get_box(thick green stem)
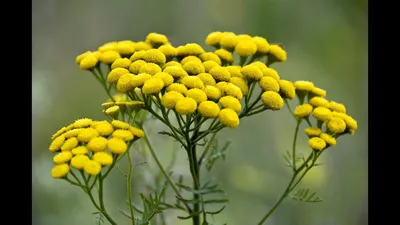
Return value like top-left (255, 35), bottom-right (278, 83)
top-left (126, 151), bottom-right (136, 225)
top-left (292, 119), bottom-right (302, 171)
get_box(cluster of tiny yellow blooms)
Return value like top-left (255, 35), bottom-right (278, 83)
top-left (291, 81), bottom-right (359, 151)
top-left (48, 118), bottom-right (145, 179)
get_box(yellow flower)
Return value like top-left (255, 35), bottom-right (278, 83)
top-left (112, 120), bottom-right (130, 129)
top-left (294, 81), bottom-right (314, 92)
top-left (163, 66), bottom-right (188, 78)
top-left (197, 73), bottom-right (216, 86)
top-left (181, 56), bottom-right (202, 65)
top-left (64, 129), bottom-right (81, 138)
top-left (308, 137), bottom-right (326, 151)
top-left (304, 128), bottom-right (322, 137)
top-left (328, 101), bottom-right (347, 113)
top-left (76, 51), bottom-right (92, 64)
top-left (108, 138), bottom-right (128, 154)
top-left (61, 137), bottom-right (79, 151)
top-left (99, 50), bottom-right (121, 65)
top-left (112, 129), bottom-right (134, 141)
top-left (182, 61), bottom-right (205, 75)
top-left (166, 83), bottom-right (188, 95)
top-left (205, 31), bottom-right (223, 47)
top-left (87, 136), bottom-right (108, 152)
top-left (98, 42), bottom-right (117, 52)
top-left (311, 87), bottom-right (327, 97)
top-left (230, 77), bottom-right (248, 96)
top-left (309, 97), bottom-right (329, 108)
top-left (259, 76), bottom-right (280, 92)
top-left (177, 43), bottom-right (205, 57)
top-left (219, 96), bottom-right (241, 113)
top-left (142, 49), bottom-right (167, 65)
top-left (175, 97), bottom-right (197, 115)
top-left (186, 88), bottom-right (208, 104)
top-left (219, 108), bottom-right (240, 128)
top-left (142, 78), bottom-right (164, 95)
top-left (116, 40), bottom-right (135, 56)
top-left (104, 106), bottom-right (120, 119)
top-left (73, 118), bottom-right (93, 128)
top-left (262, 68), bottom-right (280, 81)
top-left (278, 80), bottom-right (296, 100)
top-left (235, 40), bottom-right (257, 56)
top-left (237, 34), bottom-right (253, 41)
top-left (70, 155), bottom-right (90, 170)
top-left (250, 61), bottom-right (268, 70)
top-left (215, 81), bottom-right (228, 94)
top-left (214, 49), bottom-right (234, 64)
top-left (261, 91), bottom-right (284, 110)
top-left (94, 121), bottom-right (114, 136)
top-left (128, 60), bottom-right (146, 74)
top-left (320, 133), bottom-right (336, 146)
top-left (146, 32), bottom-right (169, 47)
top-left (49, 135), bottom-right (66, 152)
top-left (219, 32), bottom-right (238, 51)
top-left (161, 91), bottom-right (185, 109)
top-left (133, 41), bottom-right (152, 51)
top-left (163, 61), bottom-right (182, 69)
top-left (293, 104), bottom-right (313, 118)
top-left (153, 72), bottom-right (174, 87)
top-left (223, 83), bottom-right (243, 100)
top-left (139, 63), bottom-right (162, 75)
top-left (77, 128), bottom-right (99, 142)
top-left (93, 152), bottom-right (114, 166)
top-left (79, 53), bottom-right (99, 70)
top-left (204, 85), bottom-right (222, 101)
top-left (312, 107), bottom-right (332, 122)
top-left (199, 52), bottom-right (221, 65)
top-left (203, 60), bottom-right (220, 73)
top-left (53, 151), bottom-right (73, 164)
top-left (130, 50), bottom-right (146, 61)
top-left (71, 146), bottom-right (89, 155)
top-left (209, 66), bottom-right (231, 82)
top-left (51, 127), bottom-right (68, 140)
top-left (198, 101), bottom-right (220, 118)
top-left (343, 115), bottom-right (358, 131)
top-left (181, 76), bottom-right (205, 89)
top-left (158, 44), bottom-right (177, 59)
top-left (226, 66), bottom-right (243, 78)
top-left (268, 44), bottom-right (287, 62)
top-left (84, 160), bottom-right (102, 176)
top-left (128, 126), bottom-right (145, 138)
top-left (51, 164), bottom-right (70, 178)
top-left (131, 73), bottom-right (152, 88)
top-left (252, 36), bottom-right (270, 55)
top-left (241, 65), bottom-right (263, 81)
top-left (116, 73), bottom-right (135, 93)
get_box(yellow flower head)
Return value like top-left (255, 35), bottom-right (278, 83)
top-left (51, 127), bottom-right (68, 140)
top-left (181, 76), bottom-right (205, 89)
top-left (71, 146), bottom-right (89, 155)
top-left (87, 136), bottom-right (108, 152)
top-left (146, 32), bottom-right (169, 47)
top-left (219, 96), bottom-right (241, 113)
top-left (73, 118), bottom-right (93, 129)
top-left (230, 77), bottom-right (249, 96)
top-left (161, 91), bottom-right (184, 109)
top-left (112, 129), bottom-right (134, 141)
top-left (294, 81), bottom-right (315, 92)
top-left (278, 80), bottom-right (296, 100)
top-left (76, 51), bottom-right (92, 64)
top-left (214, 49), bottom-right (234, 64)
top-left (166, 83), bottom-right (188, 95)
top-left (311, 87), bottom-right (327, 97)
top-left (99, 50), bottom-right (121, 65)
top-left (94, 120), bottom-right (114, 136)
top-left (268, 44), bottom-right (287, 62)
top-left (111, 120), bottom-right (130, 130)
top-left (98, 42), bottom-right (118, 52)
top-left (158, 44), bottom-right (177, 60)
top-left (196, 74), bottom-right (215, 87)
top-left (70, 155), bottom-right (90, 170)
top-left (343, 115), bottom-right (358, 131)
top-left (181, 56), bottom-right (202, 65)
top-left (328, 101), bottom-right (347, 113)
top-left (209, 66), bottom-right (231, 82)
top-left (262, 68), bottom-right (280, 81)
top-left (49, 135), bottom-right (66, 152)
top-left (128, 60), bottom-right (146, 74)
top-left (199, 52), bottom-right (221, 65)
top-left (309, 97), bottom-right (330, 108)
top-left (64, 129), bottom-right (81, 138)
top-left (78, 128), bottom-right (99, 143)
top-left (293, 104), bottom-right (313, 118)
top-left (186, 88), bottom-right (208, 104)
top-left (116, 40), bottom-right (135, 56)
top-left (237, 34), bottom-right (253, 41)
top-left (142, 49), bottom-right (167, 65)
top-left (130, 50), bottom-right (146, 62)
top-left (139, 63), bottom-right (162, 75)
top-left (220, 32), bottom-right (238, 51)
top-left (203, 60), bottom-right (220, 73)
top-left (204, 85), bottom-right (222, 101)
top-left (51, 163), bottom-right (70, 178)
top-left (111, 58), bottom-right (131, 70)
top-left (226, 66), bottom-right (243, 78)
top-left (84, 160), bottom-right (102, 176)
top-left (241, 65), bottom-right (263, 81)
top-left (153, 72), bottom-right (174, 87)
top-left (108, 138), bottom-right (128, 154)
top-left (252, 36), bottom-right (270, 55)
top-left (183, 60), bottom-right (206, 75)
top-left (312, 107), bottom-right (332, 122)
top-left (163, 61), bottom-right (182, 69)
top-left (129, 126), bottom-right (145, 138)
top-left (53, 151), bottom-right (73, 164)
top-left (61, 137), bottom-right (79, 151)
top-left (215, 81), bottom-right (229, 95)
top-left (175, 97), bottom-right (197, 115)
top-left (250, 61), bottom-right (268, 71)
top-left (219, 108), bottom-right (240, 128)
top-left (93, 152), bottom-right (114, 166)
top-left (261, 91), bottom-right (284, 111)
top-left (308, 137), bottom-right (326, 151)
top-left (133, 41), bottom-right (152, 51)
top-left (235, 40), bottom-right (257, 57)
top-left (131, 73), bottom-right (152, 88)
top-left (320, 133), bottom-right (336, 146)
top-left (79, 53), bottom-right (99, 70)
top-left (223, 83), bottom-right (243, 100)
top-left (177, 43), bottom-right (205, 57)
top-left (198, 101), bottom-right (220, 118)
top-left (163, 66), bottom-right (188, 78)
top-left (259, 76), bottom-right (280, 92)
top-left (304, 127), bottom-right (322, 137)
top-left (205, 31), bottom-right (223, 47)
top-left (116, 73), bottom-right (135, 93)
top-left (142, 78), bottom-right (164, 95)
top-left (104, 106), bottom-right (120, 119)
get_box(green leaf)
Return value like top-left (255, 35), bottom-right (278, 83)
top-left (206, 140), bottom-right (231, 171)
top-left (290, 188), bottom-right (323, 203)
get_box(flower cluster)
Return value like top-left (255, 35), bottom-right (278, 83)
top-left (49, 118), bottom-right (144, 178)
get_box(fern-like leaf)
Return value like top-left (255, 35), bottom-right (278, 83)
top-left (290, 188), bottom-right (323, 203)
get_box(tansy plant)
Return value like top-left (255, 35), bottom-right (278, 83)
top-left (48, 31), bottom-right (358, 225)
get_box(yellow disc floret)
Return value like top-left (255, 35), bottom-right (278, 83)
top-left (304, 127), bottom-right (322, 137)
top-left (84, 160), bottom-right (102, 176)
top-left (278, 80), bottom-right (296, 100)
top-left (175, 97), bottom-right (197, 115)
top-left (92, 152), bottom-right (114, 166)
top-left (312, 107), bottom-right (332, 122)
top-left (241, 65), bottom-right (263, 81)
top-left (219, 108), bottom-right (240, 128)
top-left (142, 78), bottom-right (164, 95)
top-left (70, 155), bottom-right (90, 170)
top-left (293, 104), bottom-right (313, 118)
top-left (186, 88), bottom-right (208, 104)
top-left (198, 101), bottom-right (220, 118)
top-left (235, 40), bottom-right (257, 56)
top-left (309, 97), bottom-right (330, 108)
top-left (261, 91), bottom-right (284, 110)
top-left (320, 133), bottom-right (336, 146)
top-left (87, 136), bottom-right (108, 152)
top-left (308, 137), bottom-right (326, 151)
top-left (53, 151), bottom-right (73, 164)
top-left (112, 129), bottom-right (134, 141)
top-left (107, 138), bottom-right (128, 154)
top-left (219, 96), bottom-right (241, 113)
top-left (51, 164), bottom-right (70, 178)
top-left (259, 76), bottom-right (280, 92)
top-left (61, 137), bottom-right (79, 151)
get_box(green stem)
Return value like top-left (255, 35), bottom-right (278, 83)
top-left (126, 150), bottom-right (136, 225)
top-left (292, 119), bottom-right (302, 171)
top-left (198, 132), bottom-right (217, 166)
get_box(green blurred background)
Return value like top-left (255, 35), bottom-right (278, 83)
top-left (32, 0), bottom-right (368, 224)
